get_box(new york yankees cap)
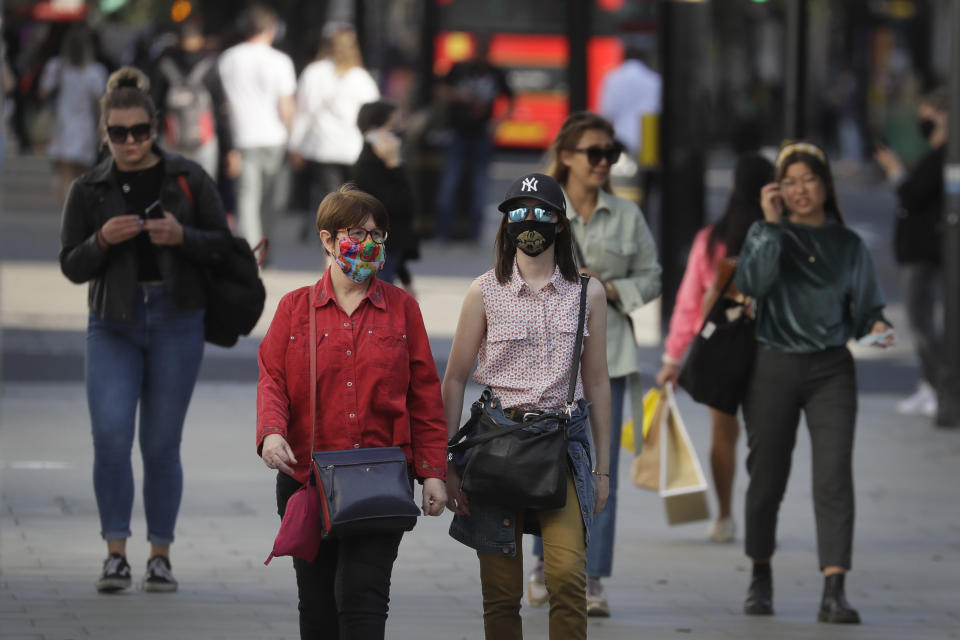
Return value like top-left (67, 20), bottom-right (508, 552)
top-left (497, 172), bottom-right (566, 214)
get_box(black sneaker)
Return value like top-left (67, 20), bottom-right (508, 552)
top-left (143, 555), bottom-right (178, 593)
top-left (96, 553), bottom-right (132, 593)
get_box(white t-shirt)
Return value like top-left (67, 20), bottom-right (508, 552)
top-left (218, 42), bottom-right (297, 149)
top-left (288, 59), bottom-right (380, 165)
top-left (599, 60), bottom-right (662, 157)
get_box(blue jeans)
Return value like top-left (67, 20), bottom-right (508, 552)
top-left (86, 284), bottom-right (204, 544)
top-left (434, 133), bottom-right (493, 242)
top-left (533, 376), bottom-right (627, 578)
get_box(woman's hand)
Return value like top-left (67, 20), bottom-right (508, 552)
top-left (593, 474), bottom-right (609, 514)
top-left (421, 477), bottom-right (447, 516)
top-left (866, 321), bottom-right (895, 348)
top-left (874, 145), bottom-right (904, 180)
top-left (261, 433), bottom-right (297, 475)
top-left (144, 212), bottom-right (184, 246)
top-left (369, 128), bottom-right (402, 168)
top-left (98, 215), bottom-right (143, 248)
top-left (656, 362), bottom-right (680, 388)
top-left (445, 463), bottom-right (471, 516)
top-left (760, 182), bottom-right (784, 224)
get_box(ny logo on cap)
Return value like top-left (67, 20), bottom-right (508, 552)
top-left (521, 177), bottom-right (539, 192)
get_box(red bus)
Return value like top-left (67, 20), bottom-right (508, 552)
top-left (433, 0), bottom-right (657, 148)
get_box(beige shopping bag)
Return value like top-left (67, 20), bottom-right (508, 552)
top-left (659, 385), bottom-right (710, 525)
top-left (631, 388), bottom-right (666, 491)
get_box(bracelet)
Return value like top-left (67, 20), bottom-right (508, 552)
top-left (592, 471), bottom-right (610, 478)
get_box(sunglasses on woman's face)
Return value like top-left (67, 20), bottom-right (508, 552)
top-left (507, 205), bottom-right (556, 223)
top-left (106, 123), bottom-right (152, 144)
top-left (570, 144), bottom-right (622, 167)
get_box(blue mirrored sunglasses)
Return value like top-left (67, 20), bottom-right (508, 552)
top-left (507, 205), bottom-right (555, 223)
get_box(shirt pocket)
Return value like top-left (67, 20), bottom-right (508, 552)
top-left (368, 325), bottom-right (410, 370)
top-left (604, 240), bottom-right (638, 277)
top-left (487, 322), bottom-right (528, 343)
top-left (553, 311), bottom-right (589, 339)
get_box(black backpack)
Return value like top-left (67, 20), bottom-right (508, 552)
top-left (159, 56), bottom-right (216, 150)
top-left (176, 175), bottom-right (266, 347)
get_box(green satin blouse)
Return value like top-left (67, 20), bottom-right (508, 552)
top-left (735, 219), bottom-right (887, 353)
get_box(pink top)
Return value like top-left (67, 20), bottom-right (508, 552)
top-left (473, 264), bottom-right (589, 410)
top-left (663, 227), bottom-right (726, 363)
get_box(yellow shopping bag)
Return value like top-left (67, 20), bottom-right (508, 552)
top-left (621, 387), bottom-right (662, 453)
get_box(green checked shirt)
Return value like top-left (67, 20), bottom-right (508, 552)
top-left (564, 188), bottom-right (662, 377)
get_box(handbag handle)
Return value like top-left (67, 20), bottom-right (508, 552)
top-left (566, 274), bottom-right (590, 407)
top-left (702, 267), bottom-right (738, 324)
top-left (308, 285), bottom-right (317, 482)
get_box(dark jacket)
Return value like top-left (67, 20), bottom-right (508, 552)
top-left (59, 148), bottom-right (232, 323)
top-left (895, 144), bottom-right (944, 265)
top-left (352, 143), bottom-right (419, 259)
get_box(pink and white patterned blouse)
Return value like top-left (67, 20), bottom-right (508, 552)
top-left (473, 263), bottom-right (590, 411)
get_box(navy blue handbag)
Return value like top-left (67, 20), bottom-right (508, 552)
top-left (312, 447), bottom-right (420, 539)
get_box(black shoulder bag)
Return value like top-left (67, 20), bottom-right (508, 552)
top-left (176, 175), bottom-right (267, 347)
top-left (677, 269), bottom-right (757, 416)
top-left (447, 274), bottom-right (590, 510)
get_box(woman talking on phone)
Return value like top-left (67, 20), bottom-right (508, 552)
top-left (59, 67), bottom-right (231, 593)
top-left (735, 142), bottom-right (892, 624)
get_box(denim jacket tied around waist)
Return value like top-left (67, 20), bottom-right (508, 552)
top-left (448, 396), bottom-right (595, 557)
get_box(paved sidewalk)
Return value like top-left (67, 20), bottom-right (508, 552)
top-left (2, 381), bottom-right (958, 640)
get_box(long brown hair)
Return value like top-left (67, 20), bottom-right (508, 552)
top-left (547, 111), bottom-right (615, 193)
top-left (775, 143), bottom-right (845, 224)
top-left (493, 210), bottom-right (579, 285)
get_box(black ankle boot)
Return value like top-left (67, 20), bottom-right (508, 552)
top-left (818, 574), bottom-right (861, 624)
top-left (744, 563), bottom-right (774, 615)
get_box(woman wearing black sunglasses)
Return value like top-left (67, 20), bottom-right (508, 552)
top-left (525, 111), bottom-right (661, 616)
top-left (59, 66), bottom-right (231, 594)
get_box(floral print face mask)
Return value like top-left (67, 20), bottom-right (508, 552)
top-left (335, 235), bottom-right (385, 283)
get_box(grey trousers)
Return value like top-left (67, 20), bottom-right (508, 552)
top-left (236, 145), bottom-right (287, 244)
top-left (899, 262), bottom-right (941, 387)
top-left (743, 346), bottom-right (857, 570)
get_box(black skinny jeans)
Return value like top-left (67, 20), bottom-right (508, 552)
top-left (742, 346), bottom-right (857, 570)
top-left (276, 472), bottom-right (404, 640)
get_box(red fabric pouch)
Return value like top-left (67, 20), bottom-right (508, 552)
top-left (264, 482), bottom-right (322, 565)
top-left (264, 284), bottom-right (323, 566)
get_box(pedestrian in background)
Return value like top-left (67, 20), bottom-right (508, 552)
top-left (218, 3), bottom-right (296, 244)
top-left (289, 22), bottom-right (379, 242)
top-left (599, 35), bottom-right (661, 159)
top-left (874, 86), bottom-right (948, 419)
top-left (151, 17), bottom-right (239, 182)
top-left (38, 23), bottom-right (107, 204)
top-left (736, 142), bottom-right (893, 624)
top-left (433, 35), bottom-right (514, 243)
top-left (353, 99), bottom-right (420, 291)
top-left (443, 172), bottom-right (611, 640)
top-left (657, 153), bottom-right (774, 543)
top-left (257, 185), bottom-right (447, 639)
top-left (59, 66), bottom-right (231, 593)
top-left (527, 111), bottom-right (661, 616)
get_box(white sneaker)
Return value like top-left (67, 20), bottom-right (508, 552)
top-left (586, 577), bottom-right (610, 617)
top-left (707, 517), bottom-right (736, 543)
top-left (897, 382), bottom-right (937, 416)
top-left (526, 561), bottom-right (549, 607)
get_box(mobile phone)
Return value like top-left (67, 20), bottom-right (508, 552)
top-left (143, 200), bottom-right (164, 220)
top-left (857, 329), bottom-right (894, 346)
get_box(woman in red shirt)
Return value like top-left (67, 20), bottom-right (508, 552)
top-left (256, 185), bottom-right (448, 639)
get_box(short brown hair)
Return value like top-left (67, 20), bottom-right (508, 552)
top-left (315, 184), bottom-right (389, 249)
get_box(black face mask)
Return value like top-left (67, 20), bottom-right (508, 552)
top-left (918, 118), bottom-right (936, 141)
top-left (506, 220), bottom-right (557, 257)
